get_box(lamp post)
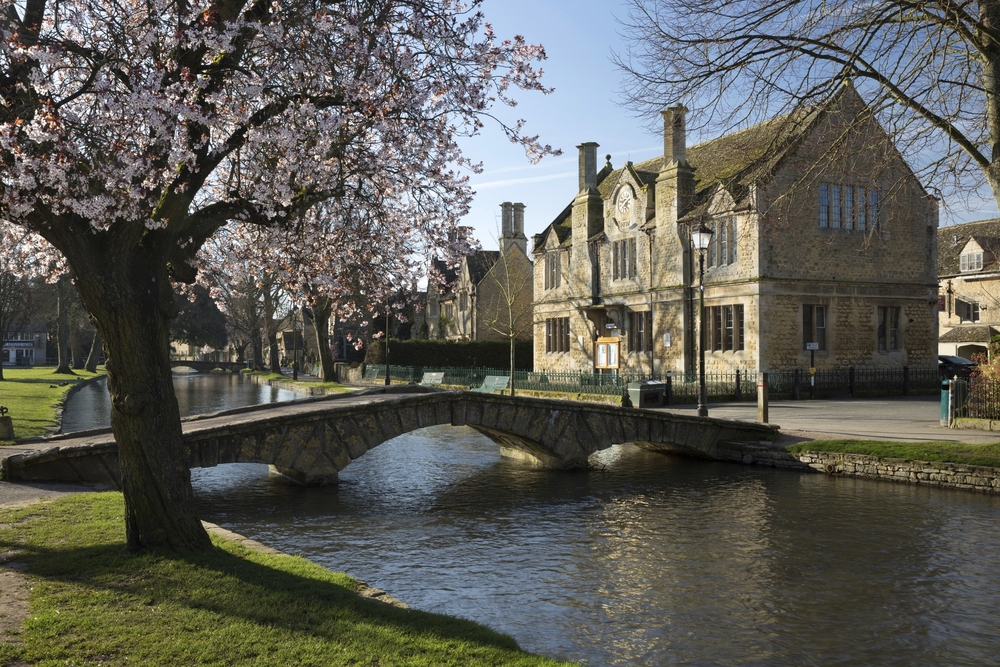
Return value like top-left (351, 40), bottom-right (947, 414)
top-left (691, 220), bottom-right (714, 417)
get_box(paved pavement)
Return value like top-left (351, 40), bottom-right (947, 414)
top-left (663, 395), bottom-right (1000, 444)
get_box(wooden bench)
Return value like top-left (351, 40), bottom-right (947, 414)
top-left (472, 375), bottom-right (509, 393)
top-left (420, 372), bottom-right (445, 387)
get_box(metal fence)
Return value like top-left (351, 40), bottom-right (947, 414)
top-left (366, 364), bottom-right (940, 403)
top-left (958, 378), bottom-right (1000, 420)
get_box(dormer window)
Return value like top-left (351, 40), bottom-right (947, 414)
top-left (960, 251), bottom-right (983, 272)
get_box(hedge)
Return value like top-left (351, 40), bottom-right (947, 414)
top-left (365, 339), bottom-right (533, 369)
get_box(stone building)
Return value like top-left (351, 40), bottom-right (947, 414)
top-left (427, 203), bottom-right (534, 342)
top-left (938, 218), bottom-right (1000, 360)
top-left (1, 323), bottom-right (46, 367)
top-left (532, 85), bottom-right (939, 376)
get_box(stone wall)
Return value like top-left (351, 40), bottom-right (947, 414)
top-left (794, 450), bottom-right (1000, 493)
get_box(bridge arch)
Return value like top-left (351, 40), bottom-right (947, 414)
top-left (182, 392), bottom-right (778, 485)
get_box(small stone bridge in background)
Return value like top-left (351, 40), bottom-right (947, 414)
top-left (2, 388), bottom-right (782, 488)
top-left (170, 359), bottom-right (245, 373)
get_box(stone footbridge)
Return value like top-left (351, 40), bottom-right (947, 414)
top-left (2, 388), bottom-right (781, 488)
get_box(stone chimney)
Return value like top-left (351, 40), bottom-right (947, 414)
top-left (500, 202), bottom-right (527, 256)
top-left (662, 104), bottom-right (688, 166)
top-left (513, 203), bottom-right (525, 235)
top-left (501, 202), bottom-right (514, 237)
top-left (577, 142), bottom-right (600, 193)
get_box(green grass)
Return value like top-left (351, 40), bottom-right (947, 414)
top-left (0, 366), bottom-right (104, 442)
top-left (786, 439), bottom-right (1000, 468)
top-left (242, 369), bottom-right (353, 393)
top-left (0, 493), bottom-right (574, 666)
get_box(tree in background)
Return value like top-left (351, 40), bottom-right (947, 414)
top-left (617, 0), bottom-right (1000, 209)
top-left (0, 270), bottom-right (32, 380)
top-left (171, 285), bottom-right (228, 355)
top-left (479, 240), bottom-right (534, 397)
top-left (0, 0), bottom-right (555, 553)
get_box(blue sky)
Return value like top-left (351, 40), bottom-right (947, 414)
top-left (458, 0), bottom-right (997, 252)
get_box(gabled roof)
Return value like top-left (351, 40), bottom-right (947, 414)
top-left (429, 256), bottom-right (459, 287)
top-left (938, 219), bottom-right (1000, 276)
top-left (939, 325), bottom-right (999, 343)
top-left (464, 250), bottom-right (501, 284)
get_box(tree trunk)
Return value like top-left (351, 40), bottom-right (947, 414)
top-left (73, 259), bottom-right (211, 554)
top-left (72, 338), bottom-right (85, 369)
top-left (268, 332), bottom-right (281, 373)
top-left (85, 330), bottom-right (102, 373)
top-left (312, 297), bottom-right (336, 381)
top-left (54, 277), bottom-right (74, 375)
top-left (253, 335), bottom-right (264, 370)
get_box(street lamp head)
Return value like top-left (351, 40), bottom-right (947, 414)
top-left (691, 219), bottom-right (714, 251)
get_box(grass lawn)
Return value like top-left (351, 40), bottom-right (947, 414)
top-left (0, 493), bottom-right (571, 667)
top-left (242, 369), bottom-right (353, 393)
top-left (786, 439), bottom-right (1000, 468)
top-left (0, 366), bottom-right (104, 442)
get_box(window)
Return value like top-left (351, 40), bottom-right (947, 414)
top-left (803, 305), bottom-right (827, 351)
top-left (868, 189), bottom-right (880, 231)
top-left (705, 305), bottom-right (744, 352)
top-left (729, 218), bottom-right (738, 264)
top-left (544, 252), bottom-right (562, 289)
top-left (819, 183), bottom-right (879, 231)
top-left (877, 306), bottom-right (901, 352)
top-left (628, 311), bottom-right (653, 353)
top-left (444, 304), bottom-right (453, 320)
top-left (819, 184), bottom-right (829, 228)
top-left (612, 238), bottom-right (637, 280)
top-left (545, 317), bottom-right (570, 353)
top-left (844, 186), bottom-right (854, 229)
top-left (960, 251), bottom-right (984, 272)
top-left (957, 299), bottom-right (981, 323)
top-left (831, 185), bottom-right (842, 228)
top-left (708, 218), bottom-right (737, 267)
top-left (458, 291), bottom-right (467, 312)
top-left (856, 187), bottom-right (866, 231)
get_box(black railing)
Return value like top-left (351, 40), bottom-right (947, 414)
top-left (363, 365), bottom-right (939, 402)
top-left (958, 378), bottom-right (1000, 420)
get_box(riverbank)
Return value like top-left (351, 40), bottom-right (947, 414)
top-left (0, 367), bottom-right (105, 443)
top-left (243, 369), bottom-right (354, 396)
top-left (0, 492), bottom-right (572, 666)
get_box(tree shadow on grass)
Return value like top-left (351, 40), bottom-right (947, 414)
top-left (0, 521), bottom-right (563, 665)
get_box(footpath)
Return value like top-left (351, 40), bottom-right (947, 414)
top-left (663, 395), bottom-right (998, 445)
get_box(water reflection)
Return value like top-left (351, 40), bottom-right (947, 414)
top-left (61, 372), bottom-right (298, 433)
top-left (192, 425), bottom-right (1000, 666)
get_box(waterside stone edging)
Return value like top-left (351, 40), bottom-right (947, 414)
top-left (794, 451), bottom-right (1000, 493)
top-left (200, 521), bottom-right (409, 609)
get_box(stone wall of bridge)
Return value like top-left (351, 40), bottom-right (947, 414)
top-left (2, 389), bottom-right (780, 487)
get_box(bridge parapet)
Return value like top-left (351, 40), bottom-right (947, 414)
top-left (2, 389), bottom-right (780, 487)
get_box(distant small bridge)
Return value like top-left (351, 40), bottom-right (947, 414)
top-left (2, 388), bottom-right (783, 488)
top-left (170, 359), bottom-right (245, 373)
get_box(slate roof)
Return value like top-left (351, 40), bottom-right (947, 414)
top-left (465, 250), bottom-right (501, 284)
top-left (938, 218), bottom-right (1000, 276)
top-left (939, 325), bottom-right (1000, 343)
top-left (536, 92), bottom-right (832, 247)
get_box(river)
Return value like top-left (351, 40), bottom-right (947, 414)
top-left (63, 374), bottom-right (1000, 666)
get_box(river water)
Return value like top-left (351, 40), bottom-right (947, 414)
top-left (63, 375), bottom-right (1000, 666)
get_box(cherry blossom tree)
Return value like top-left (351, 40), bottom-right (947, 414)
top-left (0, 0), bottom-right (556, 552)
